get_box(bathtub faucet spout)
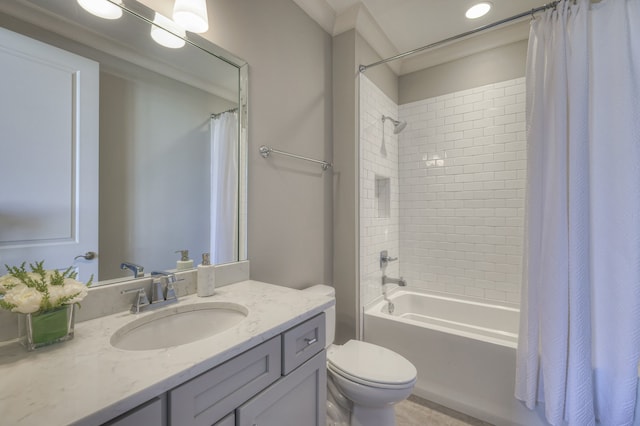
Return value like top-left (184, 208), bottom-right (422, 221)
top-left (382, 275), bottom-right (406, 286)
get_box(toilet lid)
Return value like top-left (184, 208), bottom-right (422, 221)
top-left (327, 340), bottom-right (417, 387)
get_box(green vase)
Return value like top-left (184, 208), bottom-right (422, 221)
top-left (19, 305), bottom-right (75, 351)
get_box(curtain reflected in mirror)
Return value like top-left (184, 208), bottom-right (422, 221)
top-left (210, 110), bottom-right (239, 265)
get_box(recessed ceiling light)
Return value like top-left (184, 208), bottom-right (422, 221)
top-left (466, 2), bottom-right (492, 19)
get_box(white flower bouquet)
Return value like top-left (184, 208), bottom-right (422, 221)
top-left (0, 261), bottom-right (92, 314)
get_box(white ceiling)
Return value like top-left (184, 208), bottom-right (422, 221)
top-left (293, 0), bottom-right (550, 74)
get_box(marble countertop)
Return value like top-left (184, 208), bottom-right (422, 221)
top-left (0, 280), bottom-right (334, 426)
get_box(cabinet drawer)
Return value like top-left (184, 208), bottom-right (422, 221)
top-left (169, 336), bottom-right (282, 426)
top-left (282, 313), bottom-right (325, 375)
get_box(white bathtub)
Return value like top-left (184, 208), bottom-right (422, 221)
top-left (363, 288), bottom-right (547, 426)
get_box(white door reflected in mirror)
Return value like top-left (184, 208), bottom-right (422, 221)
top-left (0, 27), bottom-right (99, 282)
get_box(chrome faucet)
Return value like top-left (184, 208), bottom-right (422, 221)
top-left (381, 274), bottom-right (405, 314)
top-left (383, 288), bottom-right (395, 315)
top-left (150, 271), bottom-right (179, 302)
top-left (382, 274), bottom-right (406, 287)
top-left (120, 261), bottom-right (144, 278)
top-left (121, 272), bottom-right (182, 314)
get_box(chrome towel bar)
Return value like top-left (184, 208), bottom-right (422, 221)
top-left (259, 145), bottom-right (332, 171)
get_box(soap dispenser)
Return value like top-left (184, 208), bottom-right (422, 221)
top-left (197, 253), bottom-right (215, 297)
top-left (175, 249), bottom-right (194, 271)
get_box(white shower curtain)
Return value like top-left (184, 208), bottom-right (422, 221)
top-left (210, 111), bottom-right (238, 264)
top-left (515, 1), bottom-right (640, 425)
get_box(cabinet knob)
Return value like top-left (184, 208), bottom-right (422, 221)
top-left (305, 337), bottom-right (318, 346)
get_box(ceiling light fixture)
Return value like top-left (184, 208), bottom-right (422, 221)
top-left (173, 0), bottom-right (209, 33)
top-left (150, 13), bottom-right (186, 49)
top-left (465, 2), bottom-right (492, 19)
top-left (77, 0), bottom-right (123, 20)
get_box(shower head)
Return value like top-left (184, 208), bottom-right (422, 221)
top-left (382, 115), bottom-right (407, 134)
top-left (393, 120), bottom-right (407, 134)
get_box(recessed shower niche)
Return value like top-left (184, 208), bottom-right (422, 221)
top-left (375, 175), bottom-right (390, 218)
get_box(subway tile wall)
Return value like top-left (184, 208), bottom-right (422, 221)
top-left (398, 77), bottom-right (526, 303)
top-left (359, 74), bottom-right (400, 308)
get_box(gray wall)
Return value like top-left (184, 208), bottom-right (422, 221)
top-left (332, 29), bottom-right (358, 344)
top-left (399, 40), bottom-right (527, 104)
top-left (331, 29), bottom-right (398, 343)
top-left (200, 0), bottom-right (333, 288)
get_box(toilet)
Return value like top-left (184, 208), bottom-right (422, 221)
top-left (303, 285), bottom-right (417, 426)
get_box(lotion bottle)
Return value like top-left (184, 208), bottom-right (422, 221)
top-left (175, 249), bottom-right (194, 270)
top-left (197, 253), bottom-right (216, 297)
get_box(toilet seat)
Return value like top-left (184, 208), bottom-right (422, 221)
top-left (327, 340), bottom-right (417, 389)
top-left (328, 363), bottom-right (416, 390)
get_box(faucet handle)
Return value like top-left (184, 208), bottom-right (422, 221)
top-left (121, 287), bottom-right (150, 313)
top-left (380, 250), bottom-right (399, 268)
top-left (165, 276), bottom-right (185, 301)
top-left (150, 271), bottom-right (180, 299)
top-left (150, 278), bottom-right (164, 304)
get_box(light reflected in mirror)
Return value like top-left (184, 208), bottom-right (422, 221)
top-left (0, 0), bottom-right (247, 285)
top-left (78, 0), bottom-right (124, 20)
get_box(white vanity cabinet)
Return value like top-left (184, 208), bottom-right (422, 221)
top-left (106, 313), bottom-right (327, 426)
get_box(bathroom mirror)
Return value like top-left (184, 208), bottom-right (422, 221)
top-left (0, 0), bottom-right (248, 284)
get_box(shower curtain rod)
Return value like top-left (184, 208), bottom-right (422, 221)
top-left (211, 107), bottom-right (238, 119)
top-left (359, 1), bottom-right (559, 72)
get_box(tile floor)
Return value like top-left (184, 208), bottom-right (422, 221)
top-left (395, 395), bottom-right (494, 426)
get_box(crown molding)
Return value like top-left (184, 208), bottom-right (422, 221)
top-left (293, 0), bottom-right (400, 74)
top-left (351, 3), bottom-right (400, 74)
top-left (291, 0), bottom-right (336, 35)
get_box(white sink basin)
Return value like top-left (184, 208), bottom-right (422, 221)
top-left (110, 302), bottom-right (248, 351)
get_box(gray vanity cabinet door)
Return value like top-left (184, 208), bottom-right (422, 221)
top-left (169, 336), bottom-right (282, 426)
top-left (236, 350), bottom-right (327, 426)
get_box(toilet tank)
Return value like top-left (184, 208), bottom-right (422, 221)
top-left (302, 285), bottom-right (335, 348)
